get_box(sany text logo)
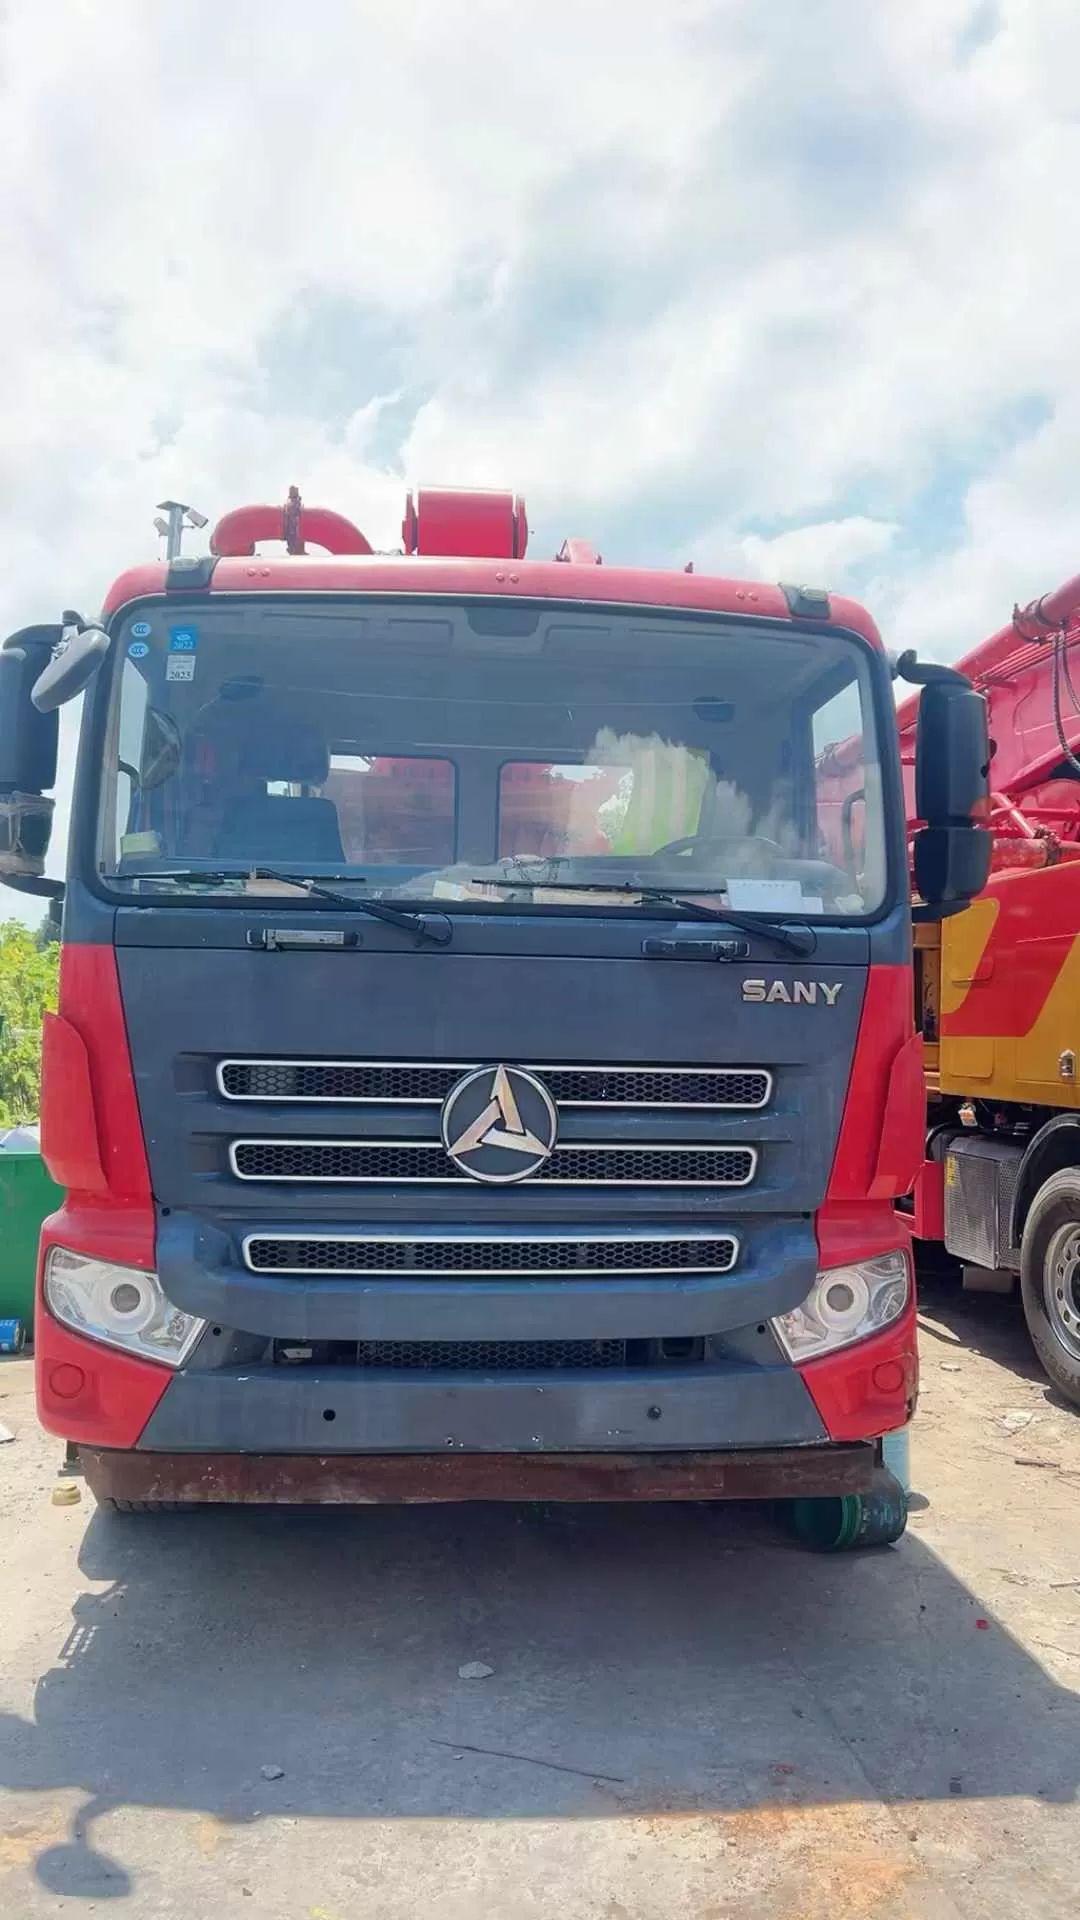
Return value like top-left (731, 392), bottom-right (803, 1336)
top-left (741, 980), bottom-right (843, 1006)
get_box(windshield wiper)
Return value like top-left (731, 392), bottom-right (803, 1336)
top-left (475, 878), bottom-right (816, 955)
top-left (635, 889), bottom-right (817, 956)
top-left (118, 868), bottom-right (453, 948)
top-left (658, 900), bottom-right (817, 957)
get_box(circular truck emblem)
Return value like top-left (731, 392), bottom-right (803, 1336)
top-left (441, 1064), bottom-right (557, 1185)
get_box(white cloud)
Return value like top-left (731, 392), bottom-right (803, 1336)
top-left (882, 403), bottom-right (1080, 660)
top-left (727, 517), bottom-right (899, 587)
top-left (3, 0), bottom-right (1080, 922)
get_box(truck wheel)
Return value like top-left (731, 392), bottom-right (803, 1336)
top-left (104, 1500), bottom-right (191, 1512)
top-left (1019, 1168), bottom-right (1080, 1409)
top-left (789, 1468), bottom-right (908, 1552)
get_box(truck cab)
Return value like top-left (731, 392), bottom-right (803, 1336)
top-left (0, 486), bottom-right (989, 1535)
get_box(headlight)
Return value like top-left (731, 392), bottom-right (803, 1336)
top-left (771, 1250), bottom-right (910, 1362)
top-left (44, 1248), bottom-right (206, 1368)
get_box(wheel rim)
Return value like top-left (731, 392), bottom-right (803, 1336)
top-left (1044, 1223), bottom-right (1080, 1362)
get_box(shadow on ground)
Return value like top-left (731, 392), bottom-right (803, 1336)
top-left (916, 1254), bottom-right (1077, 1407)
top-left (1, 1487), bottom-right (1077, 1898)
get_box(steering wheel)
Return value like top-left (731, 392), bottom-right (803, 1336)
top-left (649, 833), bottom-right (785, 861)
top-left (649, 833), bottom-right (856, 902)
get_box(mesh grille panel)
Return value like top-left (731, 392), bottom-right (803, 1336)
top-left (224, 1062), bottom-right (455, 1102)
top-left (355, 1338), bottom-right (626, 1371)
top-left (244, 1234), bottom-right (739, 1274)
top-left (219, 1060), bottom-right (770, 1109)
top-left (231, 1140), bottom-right (757, 1186)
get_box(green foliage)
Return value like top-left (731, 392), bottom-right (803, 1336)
top-left (0, 921), bottom-right (59, 1125)
top-left (35, 901), bottom-right (62, 949)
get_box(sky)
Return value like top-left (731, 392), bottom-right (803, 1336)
top-left (2, 0), bottom-right (1080, 919)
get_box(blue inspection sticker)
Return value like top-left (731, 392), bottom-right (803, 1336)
top-left (127, 641), bottom-right (150, 660)
top-left (169, 626), bottom-right (198, 653)
top-left (130, 620), bottom-right (152, 639)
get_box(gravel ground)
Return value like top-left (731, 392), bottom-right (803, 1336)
top-left (1, 1270), bottom-right (1079, 1919)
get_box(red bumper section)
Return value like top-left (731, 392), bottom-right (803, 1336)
top-left (36, 1306), bottom-right (169, 1449)
top-left (799, 1299), bottom-right (917, 1442)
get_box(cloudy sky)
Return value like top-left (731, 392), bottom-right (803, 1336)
top-left (2, 0), bottom-right (1078, 914)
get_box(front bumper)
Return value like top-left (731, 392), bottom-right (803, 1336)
top-left (79, 1440), bottom-right (878, 1506)
top-left (136, 1356), bottom-right (829, 1454)
top-left (36, 1296), bottom-right (918, 1470)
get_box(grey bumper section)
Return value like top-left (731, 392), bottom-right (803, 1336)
top-left (156, 1213), bottom-right (819, 1342)
top-left (138, 1362), bottom-right (828, 1454)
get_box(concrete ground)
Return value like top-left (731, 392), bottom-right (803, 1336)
top-left (1, 1273), bottom-right (1079, 1919)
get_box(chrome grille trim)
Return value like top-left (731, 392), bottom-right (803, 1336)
top-left (228, 1139), bottom-right (758, 1187)
top-left (217, 1058), bottom-right (772, 1111)
top-left (242, 1229), bottom-right (741, 1276)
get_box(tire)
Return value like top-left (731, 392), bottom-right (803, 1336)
top-left (101, 1499), bottom-right (192, 1513)
top-left (1019, 1167), bottom-right (1080, 1409)
top-left (788, 1468), bottom-right (908, 1552)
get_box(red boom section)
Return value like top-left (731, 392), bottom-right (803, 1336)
top-left (36, 946), bottom-right (166, 1443)
top-left (896, 572), bottom-right (1080, 836)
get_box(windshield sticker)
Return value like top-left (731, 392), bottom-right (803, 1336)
top-left (166, 654), bottom-right (196, 683)
top-left (130, 621), bottom-right (152, 639)
top-left (727, 879), bottom-right (817, 914)
top-left (120, 831), bottom-right (161, 857)
top-left (168, 626), bottom-right (198, 653)
top-left (127, 641), bottom-right (150, 660)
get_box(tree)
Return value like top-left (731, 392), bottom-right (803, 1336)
top-left (0, 922), bottom-right (59, 1126)
top-left (35, 900), bottom-right (62, 949)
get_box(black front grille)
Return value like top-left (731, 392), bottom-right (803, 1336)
top-left (230, 1140), bottom-right (757, 1186)
top-left (219, 1059), bottom-right (770, 1109)
top-left (223, 1061), bottom-right (457, 1103)
top-left (243, 1233), bottom-right (739, 1275)
top-left (544, 1067), bottom-right (768, 1107)
top-left (330, 1338), bottom-right (628, 1371)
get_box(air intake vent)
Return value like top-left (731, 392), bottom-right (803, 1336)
top-left (243, 1232), bottom-right (740, 1275)
top-left (284, 1338), bottom-right (630, 1372)
top-left (230, 1140), bottom-right (757, 1187)
top-left (218, 1059), bottom-right (771, 1110)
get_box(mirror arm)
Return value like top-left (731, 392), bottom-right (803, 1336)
top-left (2, 873), bottom-right (64, 900)
top-left (911, 898), bottom-right (973, 925)
top-left (893, 650), bottom-right (972, 690)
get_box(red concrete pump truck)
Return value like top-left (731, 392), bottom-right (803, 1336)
top-left (0, 486), bottom-right (990, 1547)
top-left (897, 573), bottom-right (1080, 1406)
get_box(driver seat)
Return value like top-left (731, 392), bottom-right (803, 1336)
top-left (214, 724), bottom-right (345, 866)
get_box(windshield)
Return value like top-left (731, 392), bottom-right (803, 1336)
top-left (99, 598), bottom-right (890, 918)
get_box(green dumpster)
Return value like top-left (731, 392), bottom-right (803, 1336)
top-left (0, 1125), bottom-right (64, 1332)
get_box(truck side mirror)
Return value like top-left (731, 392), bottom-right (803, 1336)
top-left (0, 628), bottom-right (62, 887)
top-left (915, 676), bottom-right (989, 823)
top-left (909, 671), bottom-right (992, 916)
top-left (31, 618), bottom-right (110, 713)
